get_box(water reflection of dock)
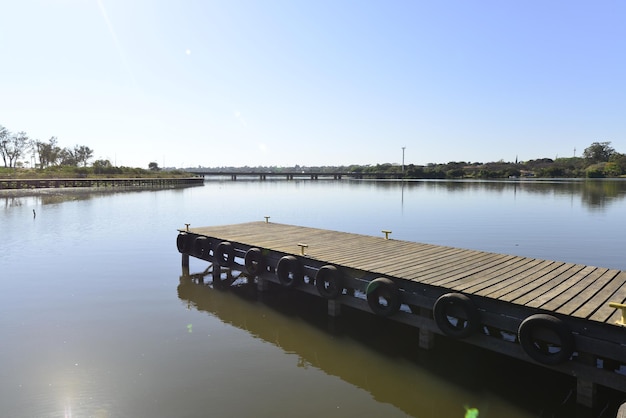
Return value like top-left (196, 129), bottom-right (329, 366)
top-left (177, 278), bottom-right (483, 417)
top-left (176, 221), bottom-right (626, 408)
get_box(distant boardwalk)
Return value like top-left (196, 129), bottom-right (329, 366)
top-left (190, 170), bottom-right (401, 180)
top-left (177, 221), bottom-right (626, 407)
top-left (0, 177), bottom-right (204, 190)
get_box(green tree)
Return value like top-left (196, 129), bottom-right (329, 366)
top-left (93, 159), bottom-right (113, 174)
top-left (73, 145), bottom-right (93, 167)
top-left (609, 153), bottom-right (626, 175)
top-left (34, 137), bottom-right (61, 168)
top-left (583, 141), bottom-right (615, 164)
top-left (148, 161), bottom-right (161, 171)
top-left (58, 147), bottom-right (77, 166)
top-left (0, 130), bottom-right (29, 168)
top-left (585, 163), bottom-right (606, 178)
top-left (0, 125), bottom-right (9, 167)
top-left (604, 162), bottom-right (621, 177)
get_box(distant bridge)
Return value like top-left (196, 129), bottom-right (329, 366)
top-left (188, 171), bottom-right (404, 181)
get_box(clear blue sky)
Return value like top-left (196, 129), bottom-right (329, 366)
top-left (1, 0), bottom-right (624, 169)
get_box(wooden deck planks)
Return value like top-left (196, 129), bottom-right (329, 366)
top-left (457, 258), bottom-right (547, 294)
top-left (525, 265), bottom-right (599, 310)
top-left (335, 242), bottom-right (437, 269)
top-left (367, 247), bottom-right (466, 275)
top-left (512, 264), bottom-right (589, 306)
top-left (188, 222), bottom-right (626, 327)
top-left (591, 271), bottom-right (626, 324)
top-left (478, 261), bottom-right (563, 299)
top-left (423, 254), bottom-right (521, 287)
top-left (440, 256), bottom-right (539, 291)
top-left (378, 249), bottom-right (494, 279)
top-left (571, 270), bottom-right (626, 320)
top-left (496, 263), bottom-right (578, 303)
top-left (539, 267), bottom-right (609, 313)
top-left (557, 269), bottom-right (620, 317)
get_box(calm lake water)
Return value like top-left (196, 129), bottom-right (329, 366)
top-left (2, 179), bottom-right (626, 418)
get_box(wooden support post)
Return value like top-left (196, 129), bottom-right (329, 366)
top-left (418, 307), bottom-right (435, 349)
top-left (182, 253), bottom-right (189, 269)
top-left (419, 328), bottom-right (435, 350)
top-left (576, 353), bottom-right (597, 407)
top-left (328, 299), bottom-right (341, 317)
top-left (577, 379), bottom-right (596, 408)
top-left (212, 264), bottom-right (221, 286)
top-left (257, 277), bottom-right (270, 292)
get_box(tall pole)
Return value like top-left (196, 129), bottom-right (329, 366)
top-left (402, 146), bottom-right (406, 173)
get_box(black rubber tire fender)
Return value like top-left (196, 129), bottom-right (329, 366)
top-left (315, 265), bottom-right (343, 299)
top-left (433, 293), bottom-right (481, 339)
top-left (518, 313), bottom-right (574, 365)
top-left (366, 277), bottom-right (401, 316)
top-left (176, 233), bottom-right (193, 253)
top-left (276, 255), bottom-right (303, 288)
top-left (215, 241), bottom-right (234, 267)
top-left (244, 248), bottom-right (264, 276)
top-left (193, 236), bottom-right (210, 259)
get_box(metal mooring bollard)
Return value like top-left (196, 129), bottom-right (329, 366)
top-left (382, 230), bottom-right (392, 240)
top-left (185, 223), bottom-right (190, 231)
top-left (297, 243), bottom-right (308, 256)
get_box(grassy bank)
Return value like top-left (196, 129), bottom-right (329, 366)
top-left (0, 166), bottom-right (193, 179)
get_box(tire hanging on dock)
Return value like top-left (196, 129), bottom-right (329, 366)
top-left (315, 265), bottom-right (343, 299)
top-left (366, 277), bottom-right (401, 317)
top-left (518, 314), bottom-right (574, 365)
top-left (276, 255), bottom-right (303, 287)
top-left (176, 233), bottom-right (193, 254)
top-left (193, 236), bottom-right (211, 259)
top-left (433, 293), bottom-right (480, 339)
top-left (215, 241), bottom-right (235, 267)
top-left (244, 248), bottom-right (265, 276)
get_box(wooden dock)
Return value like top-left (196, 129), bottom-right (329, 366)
top-left (176, 220), bottom-right (626, 407)
top-left (0, 177), bottom-right (204, 190)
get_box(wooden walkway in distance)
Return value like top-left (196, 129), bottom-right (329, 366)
top-left (0, 177), bottom-right (204, 190)
top-left (189, 170), bottom-right (400, 180)
top-left (178, 220), bottom-right (626, 407)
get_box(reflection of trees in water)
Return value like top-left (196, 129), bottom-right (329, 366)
top-left (359, 179), bottom-right (626, 211)
top-left (1, 197), bottom-right (24, 209)
top-left (0, 186), bottom-right (192, 207)
top-left (579, 180), bottom-right (626, 209)
top-left (508, 180), bottom-right (626, 210)
top-left (1, 192), bottom-right (98, 207)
